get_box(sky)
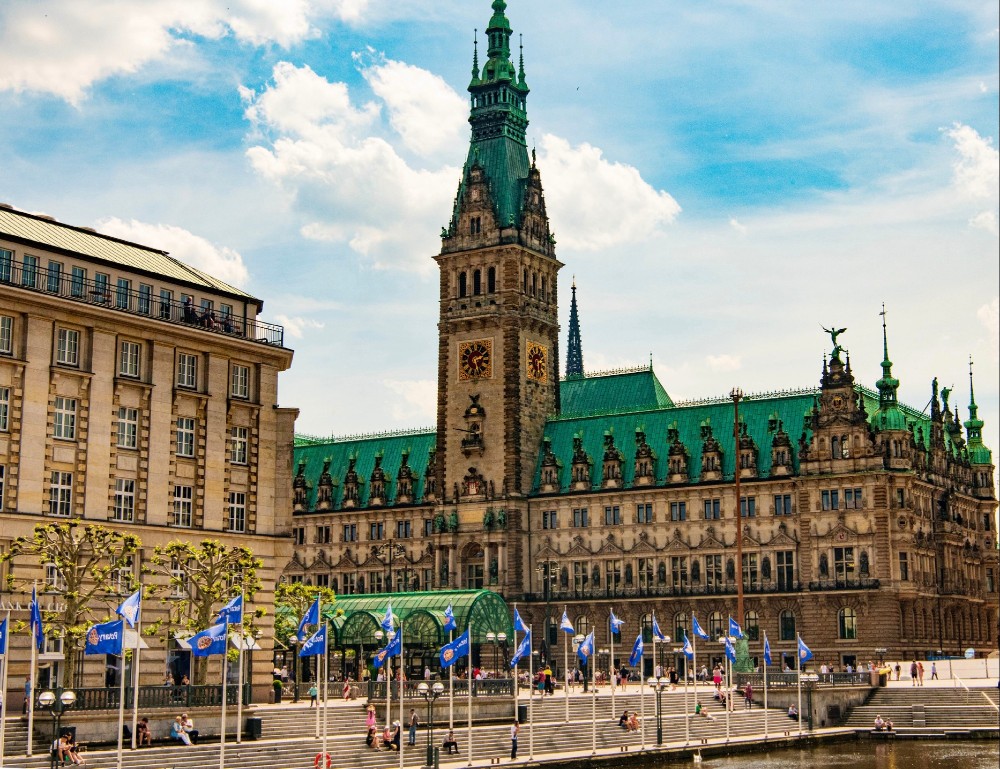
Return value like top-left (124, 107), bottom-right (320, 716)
top-left (0, 0), bottom-right (997, 470)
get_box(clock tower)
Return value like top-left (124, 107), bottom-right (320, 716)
top-left (434, 0), bottom-right (562, 504)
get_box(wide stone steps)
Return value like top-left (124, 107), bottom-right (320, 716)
top-left (844, 686), bottom-right (999, 731)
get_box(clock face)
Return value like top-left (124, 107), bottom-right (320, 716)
top-left (459, 340), bottom-right (493, 380)
top-left (526, 341), bottom-right (548, 382)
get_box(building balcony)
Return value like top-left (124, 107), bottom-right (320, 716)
top-left (523, 580), bottom-right (803, 602)
top-left (1, 260), bottom-right (285, 347)
top-left (807, 577), bottom-right (880, 591)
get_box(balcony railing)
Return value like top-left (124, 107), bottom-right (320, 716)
top-left (365, 678), bottom-right (513, 701)
top-left (735, 671), bottom-right (871, 688)
top-left (523, 580), bottom-right (803, 602)
top-left (64, 683), bottom-right (246, 711)
top-left (808, 577), bottom-right (880, 591)
top-left (0, 259), bottom-right (285, 347)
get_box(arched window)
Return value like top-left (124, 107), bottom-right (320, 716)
top-left (458, 272), bottom-right (467, 298)
top-left (838, 607), bottom-right (857, 640)
top-left (487, 266), bottom-right (496, 293)
top-left (744, 611), bottom-right (760, 641)
top-left (523, 269), bottom-right (528, 293)
top-left (473, 269), bottom-right (482, 295)
top-left (531, 273), bottom-right (537, 296)
top-left (640, 613), bottom-right (653, 643)
top-left (672, 613), bottom-right (688, 642)
top-left (779, 610), bottom-right (796, 641)
top-left (708, 612), bottom-right (724, 639)
top-left (540, 276), bottom-right (547, 301)
top-left (575, 616), bottom-right (590, 638)
top-left (831, 436), bottom-right (839, 459)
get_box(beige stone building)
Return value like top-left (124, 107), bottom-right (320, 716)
top-left (286, 1), bottom-right (997, 679)
top-left (0, 204), bottom-right (295, 701)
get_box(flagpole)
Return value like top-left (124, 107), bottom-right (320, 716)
top-left (27, 583), bottom-right (38, 758)
top-left (448, 625), bottom-right (454, 730)
top-left (796, 635), bottom-right (803, 737)
top-left (321, 621), bottom-right (329, 763)
top-left (115, 634), bottom-right (128, 769)
top-left (691, 626), bottom-right (698, 709)
top-left (466, 623), bottom-right (472, 768)
top-left (724, 650), bottom-right (730, 743)
top-left (398, 622), bottom-right (404, 769)
top-left (236, 590), bottom-right (245, 745)
top-left (639, 639), bottom-right (646, 751)
top-left (563, 606), bottom-right (569, 723)
top-left (590, 639), bottom-right (596, 756)
top-left (763, 637), bottom-right (769, 740)
top-left (683, 650), bottom-right (690, 747)
top-left (0, 610), bottom-right (11, 769)
top-left (129, 599), bottom-right (141, 750)
top-left (609, 611), bottom-right (615, 717)
top-left (219, 619), bottom-right (228, 769)
top-left (314, 631), bottom-right (321, 739)
top-left (512, 605), bottom-right (519, 720)
top-left (527, 624), bottom-right (534, 761)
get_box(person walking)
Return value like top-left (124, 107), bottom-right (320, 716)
top-left (408, 709), bottom-right (419, 746)
top-left (909, 660), bottom-right (918, 687)
top-left (894, 662), bottom-right (901, 682)
top-left (744, 681), bottom-right (753, 710)
top-left (510, 719), bottom-right (520, 760)
top-left (308, 683), bottom-right (318, 707)
top-left (930, 662), bottom-right (938, 681)
top-left (917, 662), bottom-right (925, 686)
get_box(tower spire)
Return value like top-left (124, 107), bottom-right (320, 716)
top-left (472, 30), bottom-right (480, 81)
top-left (964, 356), bottom-right (991, 464)
top-left (875, 303), bottom-right (899, 408)
top-left (566, 278), bottom-right (584, 377)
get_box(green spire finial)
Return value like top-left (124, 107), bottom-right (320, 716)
top-left (963, 355), bottom-right (990, 464)
top-left (518, 34), bottom-right (526, 85)
top-left (875, 304), bottom-right (899, 409)
top-left (472, 29), bottom-right (480, 81)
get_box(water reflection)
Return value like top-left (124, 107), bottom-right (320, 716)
top-left (693, 740), bottom-right (998, 769)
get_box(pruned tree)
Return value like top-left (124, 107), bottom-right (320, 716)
top-left (144, 539), bottom-right (262, 683)
top-left (274, 582), bottom-right (337, 648)
top-left (2, 521), bottom-right (142, 684)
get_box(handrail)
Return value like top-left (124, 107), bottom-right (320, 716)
top-left (981, 691), bottom-right (999, 712)
top-left (953, 674), bottom-right (970, 703)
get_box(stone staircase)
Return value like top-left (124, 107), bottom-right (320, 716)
top-left (843, 686), bottom-right (1000, 735)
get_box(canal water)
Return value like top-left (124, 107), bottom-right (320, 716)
top-left (689, 740), bottom-right (999, 769)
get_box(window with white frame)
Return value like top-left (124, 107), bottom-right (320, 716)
top-left (176, 417), bottom-right (195, 457)
top-left (56, 328), bottom-right (80, 366)
top-left (45, 562), bottom-right (67, 591)
top-left (0, 315), bottom-right (12, 354)
top-left (230, 426), bottom-right (249, 464)
top-left (0, 465), bottom-right (5, 507)
top-left (170, 558), bottom-right (185, 596)
top-left (53, 397), bottom-right (77, 440)
top-left (117, 407), bottom-right (138, 449)
top-left (176, 352), bottom-right (197, 388)
top-left (49, 471), bottom-right (73, 516)
top-left (113, 478), bottom-right (136, 522)
top-left (0, 387), bottom-right (9, 431)
top-left (112, 555), bottom-right (134, 593)
top-left (119, 341), bottom-right (141, 378)
top-left (228, 492), bottom-right (246, 533)
top-left (173, 485), bottom-right (193, 527)
top-left (0, 248), bottom-right (11, 281)
top-left (230, 364), bottom-right (250, 399)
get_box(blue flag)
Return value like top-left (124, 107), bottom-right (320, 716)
top-left (84, 619), bottom-right (124, 656)
top-left (116, 589), bottom-right (141, 628)
top-left (628, 634), bottom-right (644, 667)
top-left (29, 585), bottom-right (44, 652)
top-left (610, 610), bottom-right (624, 633)
top-left (651, 614), bottom-right (667, 642)
top-left (728, 616), bottom-right (744, 639)
top-left (373, 630), bottom-right (401, 669)
top-left (216, 594), bottom-right (243, 625)
top-left (682, 633), bottom-right (694, 660)
top-left (0, 617), bottom-right (7, 656)
top-left (577, 630), bottom-right (594, 662)
top-left (724, 636), bottom-right (736, 664)
top-left (692, 614), bottom-right (710, 641)
top-left (510, 629), bottom-right (531, 667)
top-left (381, 603), bottom-right (395, 633)
top-left (797, 636), bottom-right (813, 664)
top-left (300, 625), bottom-right (327, 657)
top-left (559, 610), bottom-right (574, 634)
top-left (190, 622), bottom-right (228, 657)
top-left (513, 608), bottom-right (528, 635)
top-left (439, 629), bottom-right (470, 669)
top-left (763, 634), bottom-right (772, 667)
top-left (443, 605), bottom-right (457, 633)
top-left (298, 597), bottom-right (320, 639)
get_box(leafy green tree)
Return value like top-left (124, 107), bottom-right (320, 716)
top-left (144, 540), bottom-right (262, 683)
top-left (2, 521), bottom-right (141, 684)
top-left (274, 582), bottom-right (336, 648)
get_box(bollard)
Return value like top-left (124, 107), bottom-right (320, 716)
top-left (433, 746), bottom-right (440, 769)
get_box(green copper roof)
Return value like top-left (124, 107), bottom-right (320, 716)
top-left (561, 366), bottom-right (674, 416)
top-left (963, 362), bottom-right (992, 465)
top-left (294, 429), bottom-right (436, 510)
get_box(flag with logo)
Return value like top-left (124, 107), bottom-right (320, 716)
top-left (216, 594), bottom-right (243, 625)
top-left (297, 596), bottom-right (320, 639)
top-left (610, 610), bottom-right (625, 634)
top-left (190, 622), bottom-right (228, 657)
top-left (116, 589), bottom-right (142, 628)
top-left (372, 629), bottom-right (401, 669)
top-left (29, 585), bottom-right (44, 652)
top-left (763, 634), bottom-right (772, 667)
top-left (0, 617), bottom-right (7, 656)
top-left (559, 610), bottom-right (574, 634)
top-left (84, 619), bottom-right (124, 656)
top-left (299, 625), bottom-right (327, 657)
top-left (628, 634), bottom-right (644, 667)
top-left (724, 636), bottom-right (736, 664)
top-left (381, 603), bottom-right (395, 633)
top-left (682, 633), bottom-right (694, 660)
top-left (513, 608), bottom-right (528, 635)
top-left (651, 614), bottom-right (667, 642)
top-left (797, 636), bottom-right (813, 664)
top-left (692, 614), bottom-right (710, 641)
top-left (443, 605), bottom-right (457, 633)
top-left (510, 629), bottom-right (531, 667)
top-left (728, 616), bottom-right (744, 639)
top-left (577, 630), bottom-right (595, 662)
top-left (439, 629), bottom-right (470, 669)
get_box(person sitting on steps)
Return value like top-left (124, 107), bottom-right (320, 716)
top-left (443, 729), bottom-right (459, 755)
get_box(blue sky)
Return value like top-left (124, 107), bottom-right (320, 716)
top-left (1, 0), bottom-right (997, 466)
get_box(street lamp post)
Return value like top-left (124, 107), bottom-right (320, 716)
top-left (646, 676), bottom-right (666, 746)
top-left (573, 634), bottom-right (587, 693)
top-left (534, 562), bottom-right (556, 663)
top-left (37, 689), bottom-right (77, 769)
top-left (291, 637), bottom-right (302, 702)
top-left (417, 681), bottom-right (445, 767)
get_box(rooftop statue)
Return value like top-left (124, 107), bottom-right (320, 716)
top-left (822, 325), bottom-right (847, 360)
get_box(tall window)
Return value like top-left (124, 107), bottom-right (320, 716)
top-left (844, 487), bottom-right (863, 509)
top-left (742, 553), bottom-right (759, 589)
top-left (115, 278), bottom-right (131, 310)
top-left (56, 328), bottom-right (80, 366)
top-left (838, 608), bottom-right (857, 640)
top-left (230, 426), bottom-right (249, 464)
top-left (821, 489), bottom-right (840, 511)
top-left (636, 503), bottom-right (653, 524)
top-left (45, 562), bottom-right (67, 591)
top-left (228, 492), bottom-right (246, 533)
top-left (159, 289), bottom-right (173, 319)
top-left (370, 522), bottom-right (384, 540)
top-left (176, 353), bottom-right (197, 388)
top-left (708, 611), bottom-right (724, 639)
top-left (112, 556), bottom-right (134, 593)
top-left (230, 364), bottom-right (250, 399)
top-left (343, 524), bottom-right (358, 543)
top-left (703, 498), bottom-right (721, 520)
top-left (47, 261), bottom-right (63, 293)
top-left (833, 547), bottom-right (855, 581)
top-left (740, 496), bottom-right (757, 518)
top-left (774, 494), bottom-right (792, 516)
top-left (706, 554), bottom-right (723, 591)
top-left (898, 552), bottom-right (909, 581)
top-left (138, 284), bottom-right (152, 315)
top-left (117, 407), bottom-right (138, 449)
top-left (0, 249), bottom-right (11, 282)
top-left (53, 397), bottom-right (77, 440)
top-left (70, 266), bottom-right (86, 298)
top-left (0, 465), bottom-right (5, 507)
top-left (779, 610), bottom-right (796, 641)
top-left (671, 557), bottom-right (688, 589)
top-left (22, 255), bottom-right (39, 288)
top-left (776, 551), bottom-right (794, 590)
top-left (0, 387), bottom-right (9, 432)
top-left (605, 560), bottom-right (622, 594)
top-left (119, 341), bottom-right (140, 377)
top-left (572, 507), bottom-right (589, 527)
top-left (0, 315), bottom-right (11, 354)
top-left (176, 417), bottom-right (195, 457)
top-left (542, 510), bottom-right (558, 529)
top-left (396, 520), bottom-right (411, 538)
top-left (744, 611), bottom-right (760, 641)
top-left (113, 479), bottom-right (136, 522)
top-left (170, 559), bottom-right (186, 596)
top-left (49, 471), bottom-right (73, 516)
top-left (638, 558), bottom-right (654, 590)
top-left (604, 505), bottom-right (621, 525)
top-left (173, 485), bottom-right (193, 527)
top-left (670, 501), bottom-right (687, 521)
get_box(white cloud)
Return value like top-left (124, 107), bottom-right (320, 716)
top-left (95, 217), bottom-right (250, 288)
top-left (705, 354), bottom-right (742, 373)
top-left (970, 210), bottom-right (998, 234)
top-left (978, 297), bottom-right (999, 359)
top-left (0, 0), bottom-right (371, 104)
top-left (274, 314), bottom-right (326, 339)
top-left (945, 123), bottom-right (1000, 200)
top-left (729, 218), bottom-right (747, 234)
top-left (383, 379), bottom-right (437, 423)
top-left (538, 135), bottom-right (681, 251)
